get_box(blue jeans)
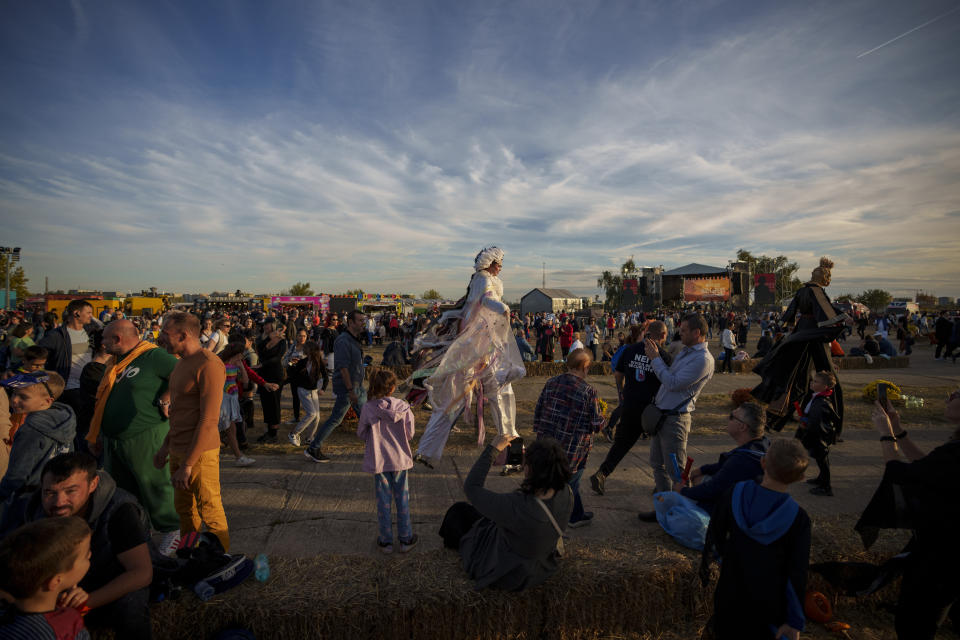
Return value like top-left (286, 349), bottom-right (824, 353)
top-left (375, 470), bottom-right (412, 544)
top-left (569, 467), bottom-right (585, 523)
top-left (308, 388), bottom-right (366, 449)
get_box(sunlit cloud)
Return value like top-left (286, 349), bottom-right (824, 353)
top-left (1, 0), bottom-right (958, 301)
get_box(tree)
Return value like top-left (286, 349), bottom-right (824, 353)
top-left (0, 255), bottom-right (29, 305)
top-left (344, 289), bottom-right (364, 297)
top-left (422, 289), bottom-right (442, 300)
top-left (597, 270), bottom-right (622, 311)
top-left (736, 249), bottom-right (803, 302)
top-left (834, 294), bottom-right (855, 304)
top-left (596, 258), bottom-right (643, 310)
top-left (856, 289), bottom-right (892, 311)
top-left (288, 281), bottom-right (314, 296)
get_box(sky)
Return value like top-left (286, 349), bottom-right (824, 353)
top-left (1, 0), bottom-right (959, 302)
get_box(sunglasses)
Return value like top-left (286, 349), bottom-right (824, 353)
top-left (728, 412), bottom-right (748, 427)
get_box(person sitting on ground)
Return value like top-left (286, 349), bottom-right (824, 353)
top-left (439, 435), bottom-right (572, 591)
top-left (796, 371), bottom-right (840, 497)
top-left (876, 333), bottom-right (897, 358)
top-left (0, 516), bottom-right (93, 640)
top-left (0, 372), bottom-right (74, 502)
top-left (862, 335), bottom-right (880, 357)
top-left (514, 329), bottom-right (535, 362)
top-left (753, 330), bottom-right (774, 359)
top-left (700, 438), bottom-right (811, 640)
top-left (675, 402), bottom-right (769, 514)
top-left (569, 332), bottom-right (584, 353)
top-left (0, 453), bottom-right (154, 638)
top-left (856, 389), bottom-right (960, 639)
top-left (830, 339), bottom-right (845, 358)
top-left (601, 340), bottom-right (617, 362)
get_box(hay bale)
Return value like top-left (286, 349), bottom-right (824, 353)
top-left (147, 538), bottom-right (709, 640)
top-left (142, 518), bottom-right (911, 640)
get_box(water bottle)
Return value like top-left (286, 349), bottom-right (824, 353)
top-left (254, 553), bottom-right (270, 582)
top-left (193, 579), bottom-right (214, 601)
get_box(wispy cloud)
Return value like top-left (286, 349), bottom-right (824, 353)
top-left (1, 0), bottom-right (958, 300)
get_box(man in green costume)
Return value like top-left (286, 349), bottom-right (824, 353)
top-left (89, 319), bottom-right (180, 551)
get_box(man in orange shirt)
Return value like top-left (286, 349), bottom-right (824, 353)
top-left (153, 312), bottom-right (229, 550)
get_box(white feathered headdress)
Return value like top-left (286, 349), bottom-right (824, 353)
top-left (474, 246), bottom-right (505, 271)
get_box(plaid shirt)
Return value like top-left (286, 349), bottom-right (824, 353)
top-left (533, 373), bottom-right (605, 471)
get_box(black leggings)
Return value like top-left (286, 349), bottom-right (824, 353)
top-left (259, 386), bottom-right (282, 426)
top-left (599, 407), bottom-right (644, 477)
top-left (721, 348), bottom-right (734, 372)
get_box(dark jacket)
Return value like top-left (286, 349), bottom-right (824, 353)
top-left (796, 391), bottom-right (840, 453)
top-left (331, 330), bottom-right (364, 395)
top-left (460, 446), bottom-right (573, 591)
top-left (702, 481), bottom-right (810, 638)
top-left (289, 358), bottom-right (329, 391)
top-left (935, 316), bottom-right (953, 342)
top-left (0, 471), bottom-right (151, 591)
top-left (754, 335), bottom-right (774, 358)
top-left (681, 436), bottom-right (769, 514)
top-left (0, 402), bottom-right (75, 501)
top-left (382, 341), bottom-right (408, 367)
top-left (37, 325), bottom-right (76, 381)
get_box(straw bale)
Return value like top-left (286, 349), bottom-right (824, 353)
top-left (130, 516), bottom-right (931, 640)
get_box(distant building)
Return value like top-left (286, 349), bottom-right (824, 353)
top-left (520, 288), bottom-right (582, 316)
top-left (938, 297), bottom-right (952, 307)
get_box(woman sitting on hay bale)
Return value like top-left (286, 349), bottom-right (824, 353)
top-left (439, 435), bottom-right (573, 591)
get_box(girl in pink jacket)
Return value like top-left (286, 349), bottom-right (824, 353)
top-left (358, 369), bottom-right (417, 553)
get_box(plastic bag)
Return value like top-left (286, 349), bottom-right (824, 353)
top-left (653, 491), bottom-right (711, 550)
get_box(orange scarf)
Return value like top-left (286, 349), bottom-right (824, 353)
top-left (87, 341), bottom-right (158, 444)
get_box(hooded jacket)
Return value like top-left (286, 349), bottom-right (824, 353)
top-left (702, 481), bottom-right (811, 637)
top-left (0, 402), bottom-right (75, 501)
top-left (357, 397), bottom-right (414, 473)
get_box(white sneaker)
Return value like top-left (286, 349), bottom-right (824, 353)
top-left (235, 455), bottom-right (256, 467)
top-left (159, 530), bottom-right (181, 557)
top-left (288, 432), bottom-right (301, 447)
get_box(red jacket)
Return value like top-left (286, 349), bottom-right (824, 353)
top-left (559, 324), bottom-right (574, 348)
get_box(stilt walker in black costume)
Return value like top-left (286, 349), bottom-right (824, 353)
top-left (751, 257), bottom-right (846, 434)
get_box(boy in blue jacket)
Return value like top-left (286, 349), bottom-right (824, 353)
top-left (700, 438), bottom-right (811, 640)
top-left (0, 372), bottom-right (75, 501)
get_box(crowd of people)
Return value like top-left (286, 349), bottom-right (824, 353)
top-left (0, 254), bottom-right (957, 638)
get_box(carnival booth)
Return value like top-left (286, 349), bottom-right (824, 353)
top-left (270, 295), bottom-right (330, 315)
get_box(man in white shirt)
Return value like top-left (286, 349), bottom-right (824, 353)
top-left (39, 299), bottom-right (93, 392)
top-left (719, 325), bottom-right (736, 374)
top-left (38, 299), bottom-right (94, 447)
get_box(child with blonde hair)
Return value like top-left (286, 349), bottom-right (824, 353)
top-left (357, 369), bottom-right (416, 553)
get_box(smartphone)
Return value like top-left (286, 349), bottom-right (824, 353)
top-left (877, 383), bottom-right (888, 407)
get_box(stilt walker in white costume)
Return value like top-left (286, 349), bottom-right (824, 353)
top-left (413, 247), bottom-right (525, 468)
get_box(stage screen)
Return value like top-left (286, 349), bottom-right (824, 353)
top-left (753, 273), bottom-right (775, 305)
top-left (622, 278), bottom-right (639, 308)
top-left (683, 277), bottom-right (730, 302)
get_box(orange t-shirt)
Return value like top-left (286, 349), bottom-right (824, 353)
top-left (168, 349), bottom-right (226, 465)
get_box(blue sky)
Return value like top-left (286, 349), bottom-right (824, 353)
top-left (2, 0), bottom-right (958, 302)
